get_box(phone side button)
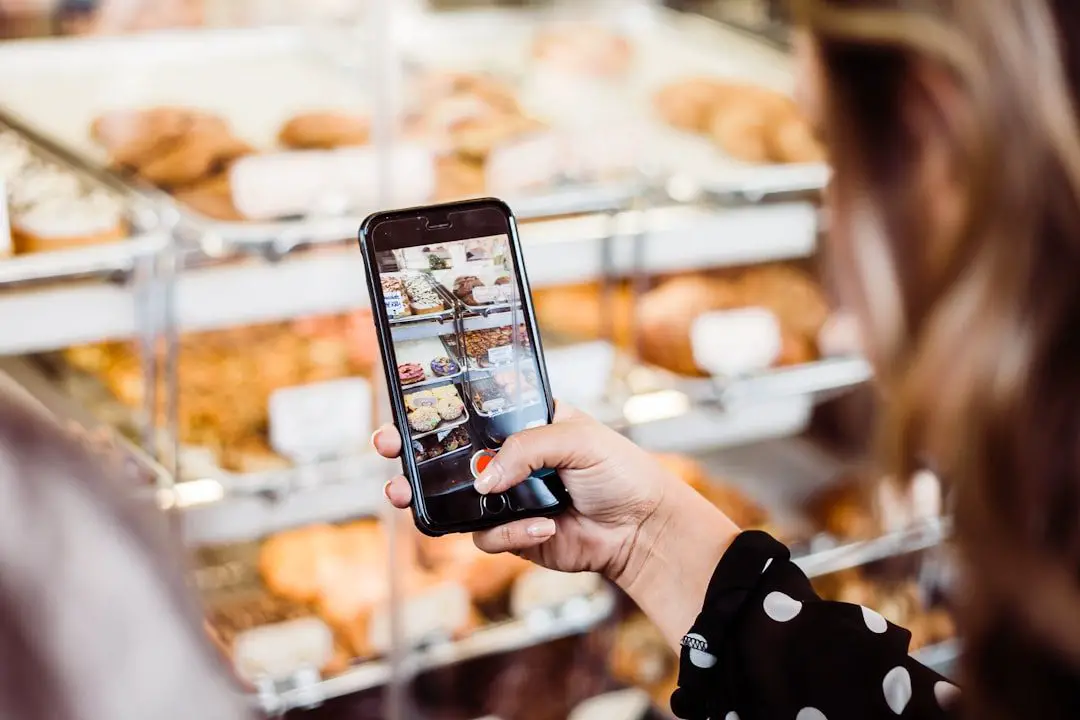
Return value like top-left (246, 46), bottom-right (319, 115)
top-left (480, 493), bottom-right (509, 516)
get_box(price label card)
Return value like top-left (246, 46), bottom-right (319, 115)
top-left (269, 378), bottom-right (372, 461)
top-left (690, 307), bottom-right (782, 378)
top-left (487, 345), bottom-right (516, 365)
top-left (545, 341), bottom-right (615, 406)
top-left (471, 285), bottom-right (511, 305)
top-left (233, 617), bottom-right (334, 682)
top-left (231, 146), bottom-right (435, 221)
top-left (383, 290), bottom-right (407, 317)
top-left (369, 582), bottom-right (472, 654)
top-left (485, 131), bottom-right (563, 194)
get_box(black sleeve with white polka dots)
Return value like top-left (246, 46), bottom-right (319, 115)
top-left (670, 531), bottom-right (960, 720)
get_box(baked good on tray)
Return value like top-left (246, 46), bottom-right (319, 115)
top-left (654, 79), bottom-right (825, 164)
top-left (278, 111), bottom-right (371, 150)
top-left (408, 406), bottom-right (442, 433)
top-left (430, 355), bottom-right (460, 377)
top-left (532, 25), bottom-right (635, 77)
top-left (90, 106), bottom-right (255, 215)
top-left (654, 453), bottom-right (769, 529)
top-left (636, 265), bottom-right (831, 377)
top-left (403, 275), bottom-right (445, 314)
top-left (398, 362), bottom-right (426, 386)
top-left (0, 130), bottom-right (128, 253)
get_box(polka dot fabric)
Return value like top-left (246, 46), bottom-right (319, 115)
top-left (671, 531), bottom-right (959, 719)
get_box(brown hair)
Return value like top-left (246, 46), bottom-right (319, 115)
top-left (794, 0), bottom-right (1080, 717)
top-left (0, 387), bottom-right (251, 720)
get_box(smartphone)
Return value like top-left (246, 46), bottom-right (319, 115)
top-left (359, 198), bottom-right (571, 536)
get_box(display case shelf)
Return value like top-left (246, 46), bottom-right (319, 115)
top-left (253, 586), bottom-right (617, 716)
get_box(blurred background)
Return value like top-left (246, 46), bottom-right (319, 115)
top-left (0, 1), bottom-right (952, 718)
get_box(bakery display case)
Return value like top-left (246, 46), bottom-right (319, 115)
top-left (0, 1), bottom-right (961, 718)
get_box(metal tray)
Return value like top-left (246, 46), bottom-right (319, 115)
top-left (197, 531), bottom-right (616, 716)
top-left (0, 24), bottom-right (630, 252)
top-left (405, 6), bottom-right (828, 197)
top-left (637, 355), bottom-right (873, 411)
top-left (0, 7), bottom-right (823, 252)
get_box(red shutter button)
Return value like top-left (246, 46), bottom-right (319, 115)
top-left (470, 450), bottom-right (496, 479)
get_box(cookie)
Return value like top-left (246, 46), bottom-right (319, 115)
top-left (278, 112), bottom-right (371, 150)
top-left (436, 396), bottom-right (464, 421)
top-left (408, 406), bottom-right (441, 433)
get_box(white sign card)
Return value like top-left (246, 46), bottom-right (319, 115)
top-left (690, 307), bottom-right (782, 377)
top-left (269, 378), bottom-right (372, 461)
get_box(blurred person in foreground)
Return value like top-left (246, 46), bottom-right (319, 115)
top-left (0, 392), bottom-right (250, 719)
top-left (375, 1), bottom-right (1080, 718)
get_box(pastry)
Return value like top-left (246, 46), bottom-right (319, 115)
top-left (431, 385), bottom-right (459, 401)
top-left (453, 275), bottom-right (485, 304)
top-left (708, 101), bottom-right (773, 164)
top-left (494, 276), bottom-right (511, 285)
top-left (806, 474), bottom-right (880, 540)
top-left (404, 276), bottom-right (444, 314)
top-left (655, 454), bottom-right (768, 529)
top-left (429, 356), bottom-right (460, 377)
top-left (654, 78), bottom-right (727, 133)
top-left (470, 378), bottom-right (507, 414)
top-left (0, 133), bottom-right (129, 253)
top-left (436, 396), bottom-right (464, 421)
top-left (278, 112), bottom-right (371, 150)
top-left (257, 524), bottom-right (343, 603)
top-left (404, 390), bottom-right (436, 411)
top-left (434, 154), bottom-right (486, 201)
top-left (138, 124), bottom-right (253, 187)
top-left (381, 275), bottom-right (411, 318)
top-left (11, 191), bottom-right (127, 254)
top-left (173, 172), bottom-right (245, 221)
top-left (91, 106), bottom-right (203, 169)
top-left (738, 265), bottom-right (831, 339)
top-left (440, 426), bottom-right (470, 452)
top-left (770, 113), bottom-right (826, 164)
top-left (532, 26), bottom-right (634, 77)
top-left (408, 406), bottom-right (441, 433)
top-left (398, 363), bottom-right (426, 386)
top-left (532, 282), bottom-right (636, 348)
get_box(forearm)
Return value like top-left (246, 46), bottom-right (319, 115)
top-left (615, 476), bottom-right (740, 650)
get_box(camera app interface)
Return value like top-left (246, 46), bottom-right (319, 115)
top-left (376, 234), bottom-right (549, 508)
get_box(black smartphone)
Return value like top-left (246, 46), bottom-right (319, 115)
top-left (359, 198), bottom-right (571, 536)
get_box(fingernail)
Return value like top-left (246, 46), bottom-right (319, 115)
top-left (527, 518), bottom-right (557, 539)
top-left (474, 462), bottom-right (499, 494)
top-left (382, 480), bottom-right (392, 502)
top-left (370, 429), bottom-right (381, 448)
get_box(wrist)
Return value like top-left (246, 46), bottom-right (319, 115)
top-left (614, 474), bottom-right (740, 649)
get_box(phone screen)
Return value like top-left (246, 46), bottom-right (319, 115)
top-left (367, 203), bottom-right (562, 530)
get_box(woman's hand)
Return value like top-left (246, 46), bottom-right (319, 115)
top-left (374, 403), bottom-right (667, 581)
top-left (373, 402), bottom-right (741, 647)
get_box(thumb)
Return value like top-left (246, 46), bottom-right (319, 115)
top-left (473, 402), bottom-right (589, 495)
